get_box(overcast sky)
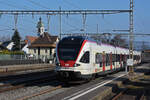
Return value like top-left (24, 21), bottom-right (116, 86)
top-left (0, 0), bottom-right (149, 43)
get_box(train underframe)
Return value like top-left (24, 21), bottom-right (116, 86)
top-left (55, 67), bottom-right (125, 83)
top-left (56, 71), bottom-right (93, 82)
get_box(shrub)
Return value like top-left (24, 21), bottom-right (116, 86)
top-left (0, 50), bottom-right (24, 55)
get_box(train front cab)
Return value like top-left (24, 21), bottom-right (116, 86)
top-left (55, 37), bottom-right (94, 81)
top-left (55, 50), bottom-right (94, 81)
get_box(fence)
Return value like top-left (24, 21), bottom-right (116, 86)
top-left (0, 54), bottom-right (55, 66)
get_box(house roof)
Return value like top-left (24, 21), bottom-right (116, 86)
top-left (0, 41), bottom-right (14, 50)
top-left (28, 32), bottom-right (58, 48)
top-left (143, 49), bottom-right (150, 53)
top-left (25, 36), bottom-right (38, 44)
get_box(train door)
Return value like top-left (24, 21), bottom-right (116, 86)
top-left (95, 53), bottom-right (103, 73)
top-left (120, 54), bottom-right (122, 68)
top-left (116, 54), bottom-right (120, 69)
top-left (123, 54), bottom-right (127, 68)
top-left (90, 45), bottom-right (95, 74)
top-left (112, 54), bottom-right (116, 70)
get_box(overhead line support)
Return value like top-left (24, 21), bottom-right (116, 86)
top-left (0, 10), bottom-right (131, 15)
top-left (129, 0), bottom-right (134, 74)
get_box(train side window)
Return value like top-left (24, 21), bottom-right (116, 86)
top-left (95, 53), bottom-right (103, 67)
top-left (80, 51), bottom-right (90, 63)
top-left (112, 54), bottom-right (115, 65)
top-left (106, 54), bottom-right (108, 66)
top-left (127, 55), bottom-right (129, 59)
top-left (122, 55), bottom-right (124, 61)
top-left (95, 53), bottom-right (99, 63)
top-left (95, 53), bottom-right (102, 63)
top-left (138, 55), bottom-right (140, 60)
top-left (134, 55), bottom-right (136, 60)
top-left (112, 54), bottom-right (116, 62)
top-left (106, 54), bottom-right (110, 66)
top-left (116, 54), bottom-right (120, 62)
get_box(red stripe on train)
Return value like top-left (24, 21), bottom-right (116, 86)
top-left (110, 53), bottom-right (112, 70)
top-left (59, 60), bottom-right (75, 67)
top-left (103, 54), bottom-right (105, 71)
top-left (75, 40), bottom-right (87, 62)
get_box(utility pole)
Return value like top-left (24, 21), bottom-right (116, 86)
top-left (129, 0), bottom-right (134, 74)
top-left (96, 24), bottom-right (99, 34)
top-left (82, 14), bottom-right (86, 34)
top-left (47, 15), bottom-right (50, 33)
top-left (59, 7), bottom-right (62, 39)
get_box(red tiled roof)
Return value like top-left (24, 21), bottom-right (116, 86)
top-left (28, 32), bottom-right (58, 48)
top-left (25, 36), bottom-right (38, 44)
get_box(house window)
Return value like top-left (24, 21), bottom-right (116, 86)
top-left (34, 49), bottom-right (36, 53)
top-left (50, 48), bottom-right (52, 55)
top-left (45, 49), bottom-right (47, 53)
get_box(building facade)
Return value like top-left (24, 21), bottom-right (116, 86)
top-left (28, 18), bottom-right (59, 62)
top-left (28, 32), bottom-right (58, 57)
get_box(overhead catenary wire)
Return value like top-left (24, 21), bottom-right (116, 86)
top-left (59, 0), bottom-right (98, 32)
top-left (0, 0), bottom-right (29, 10)
top-left (26, 0), bottom-right (50, 10)
top-left (47, 15), bottom-right (50, 33)
top-left (62, 16), bottom-right (81, 32)
top-left (0, 0), bottom-right (133, 42)
top-left (63, 0), bottom-right (81, 9)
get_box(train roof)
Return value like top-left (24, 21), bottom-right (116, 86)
top-left (61, 36), bottom-right (95, 42)
top-left (61, 36), bottom-right (141, 54)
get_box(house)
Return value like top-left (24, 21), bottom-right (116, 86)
top-left (28, 32), bottom-right (58, 59)
top-left (22, 36), bottom-right (37, 54)
top-left (28, 17), bottom-right (59, 61)
top-left (0, 41), bottom-right (14, 51)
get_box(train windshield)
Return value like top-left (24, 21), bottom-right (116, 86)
top-left (57, 37), bottom-right (84, 61)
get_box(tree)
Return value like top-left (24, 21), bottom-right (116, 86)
top-left (90, 33), bottom-right (112, 43)
top-left (110, 34), bottom-right (128, 48)
top-left (11, 29), bottom-right (21, 51)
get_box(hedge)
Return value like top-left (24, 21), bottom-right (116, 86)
top-left (0, 50), bottom-right (24, 55)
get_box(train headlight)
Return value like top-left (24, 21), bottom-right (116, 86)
top-left (74, 63), bottom-right (80, 67)
top-left (56, 63), bottom-right (60, 66)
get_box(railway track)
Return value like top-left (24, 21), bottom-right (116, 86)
top-left (17, 85), bottom-right (62, 100)
top-left (111, 75), bottom-right (150, 100)
top-left (112, 89), bottom-right (146, 100)
top-left (140, 91), bottom-right (145, 100)
top-left (0, 68), bottom-right (57, 93)
top-left (0, 64), bottom-right (54, 73)
top-left (0, 64), bottom-right (149, 100)
top-left (112, 89), bottom-right (127, 100)
top-left (0, 74), bottom-right (56, 93)
top-left (0, 70), bottom-right (54, 82)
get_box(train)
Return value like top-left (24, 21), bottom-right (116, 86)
top-left (55, 36), bottom-right (141, 81)
top-left (141, 50), bottom-right (150, 63)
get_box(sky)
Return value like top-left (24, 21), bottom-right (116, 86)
top-left (0, 0), bottom-right (149, 46)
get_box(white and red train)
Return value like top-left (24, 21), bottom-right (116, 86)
top-left (55, 36), bottom-right (141, 81)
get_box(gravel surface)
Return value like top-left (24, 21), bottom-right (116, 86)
top-left (0, 64), bottom-right (149, 100)
top-left (0, 80), bottom-right (64, 100)
top-left (108, 64), bottom-right (150, 100)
